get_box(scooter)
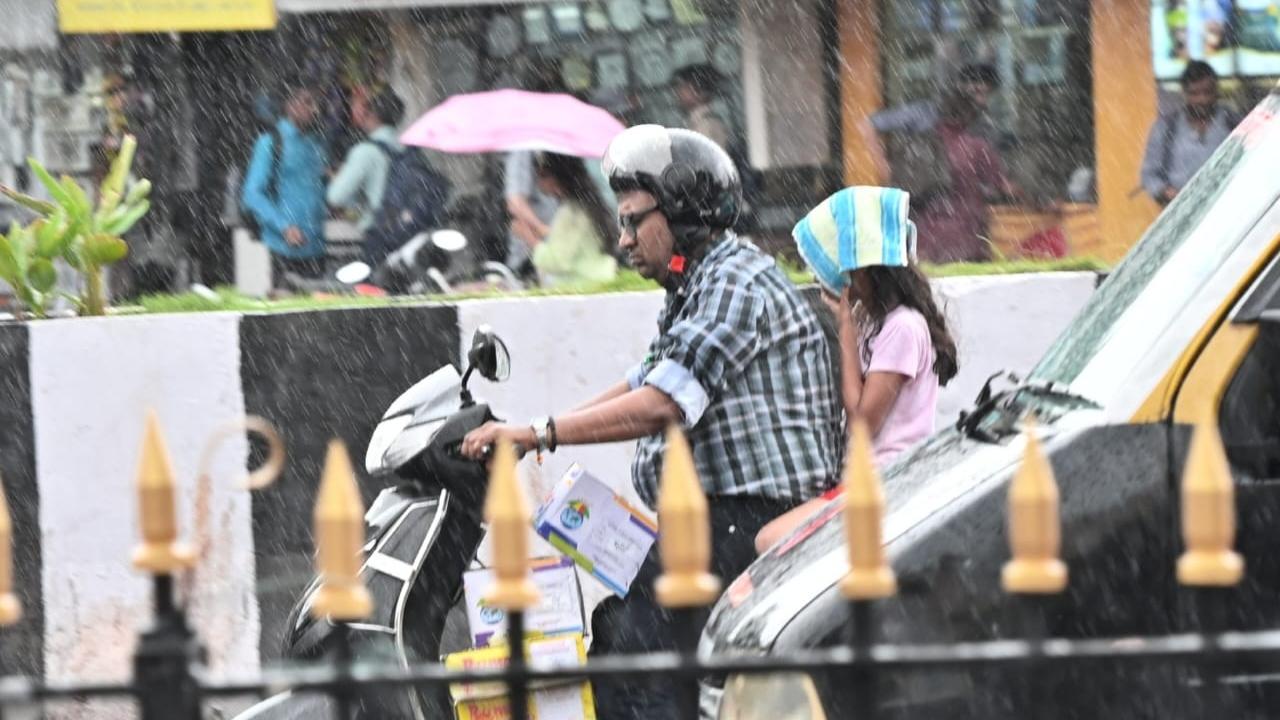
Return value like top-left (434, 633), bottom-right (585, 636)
top-left (235, 327), bottom-right (514, 719)
top-left (337, 229), bottom-right (523, 296)
top-left (283, 229), bottom-right (523, 297)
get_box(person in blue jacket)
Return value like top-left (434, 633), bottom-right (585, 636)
top-left (241, 77), bottom-right (329, 280)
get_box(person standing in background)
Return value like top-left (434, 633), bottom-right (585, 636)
top-left (527, 152), bottom-right (618, 287)
top-left (1141, 60), bottom-right (1238, 206)
top-left (327, 90), bottom-right (405, 235)
top-left (672, 64), bottom-right (730, 149)
top-left (241, 76), bottom-right (329, 281)
top-left (862, 65), bottom-right (1022, 263)
top-left (672, 64), bottom-right (761, 234)
top-left (504, 61), bottom-right (564, 278)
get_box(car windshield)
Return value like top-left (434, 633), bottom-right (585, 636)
top-left (1029, 90), bottom-right (1280, 395)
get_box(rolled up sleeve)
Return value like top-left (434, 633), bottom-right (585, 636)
top-left (647, 278), bottom-right (762, 426)
top-left (626, 362), bottom-right (647, 391)
top-left (642, 359), bottom-right (711, 426)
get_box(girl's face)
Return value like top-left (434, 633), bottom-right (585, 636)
top-left (847, 269), bottom-right (874, 308)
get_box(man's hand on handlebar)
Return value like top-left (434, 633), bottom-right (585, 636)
top-left (461, 422), bottom-right (536, 462)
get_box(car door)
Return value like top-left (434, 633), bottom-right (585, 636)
top-left (1170, 222), bottom-right (1280, 711)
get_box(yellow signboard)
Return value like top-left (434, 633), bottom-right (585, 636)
top-left (58, 0), bottom-right (277, 34)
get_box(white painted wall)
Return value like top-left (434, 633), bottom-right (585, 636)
top-left (458, 291), bottom-right (666, 510)
top-left (457, 273), bottom-right (1097, 499)
top-left (935, 272), bottom-right (1098, 428)
top-left (29, 313), bottom-right (258, 720)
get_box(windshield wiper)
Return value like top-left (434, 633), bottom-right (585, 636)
top-left (956, 374), bottom-right (1100, 443)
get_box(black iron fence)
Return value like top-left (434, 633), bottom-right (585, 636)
top-left (0, 415), bottom-right (1270, 719)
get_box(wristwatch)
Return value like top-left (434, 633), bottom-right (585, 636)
top-left (530, 416), bottom-right (557, 454)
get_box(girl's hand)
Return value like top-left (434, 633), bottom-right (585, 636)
top-left (823, 290), bottom-right (861, 345)
top-left (821, 289), bottom-right (850, 323)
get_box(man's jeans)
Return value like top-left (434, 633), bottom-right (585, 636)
top-left (589, 495), bottom-right (797, 719)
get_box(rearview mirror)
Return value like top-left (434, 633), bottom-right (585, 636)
top-left (467, 326), bottom-right (510, 382)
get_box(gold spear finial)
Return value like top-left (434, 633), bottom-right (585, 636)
top-left (483, 438), bottom-right (539, 610)
top-left (656, 426), bottom-right (721, 608)
top-left (311, 440), bottom-right (373, 621)
top-left (132, 411), bottom-right (195, 574)
top-left (839, 420), bottom-right (896, 600)
top-left (0, 473), bottom-right (22, 626)
top-left (1177, 422), bottom-right (1244, 587)
top-left (1002, 421), bottom-right (1068, 594)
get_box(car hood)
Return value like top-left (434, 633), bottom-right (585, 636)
top-left (702, 415), bottom-right (1177, 656)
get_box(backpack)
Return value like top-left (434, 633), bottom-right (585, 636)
top-left (240, 126), bottom-right (282, 237)
top-left (363, 141), bottom-right (451, 266)
top-left (885, 126), bottom-right (953, 212)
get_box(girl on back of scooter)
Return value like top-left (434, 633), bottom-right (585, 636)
top-left (755, 186), bottom-right (959, 553)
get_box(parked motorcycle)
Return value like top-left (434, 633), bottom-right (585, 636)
top-left (235, 327), bottom-right (514, 719)
top-left (282, 228), bottom-right (523, 297)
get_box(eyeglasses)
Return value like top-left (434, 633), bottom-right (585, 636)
top-left (618, 206), bottom-right (661, 238)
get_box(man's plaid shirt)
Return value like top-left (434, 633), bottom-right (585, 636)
top-left (626, 234), bottom-right (844, 508)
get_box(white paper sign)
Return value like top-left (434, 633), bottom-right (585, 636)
top-left (463, 557), bottom-right (585, 647)
top-left (534, 465), bottom-right (658, 597)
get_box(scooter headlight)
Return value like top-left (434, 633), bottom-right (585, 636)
top-left (717, 673), bottom-right (826, 720)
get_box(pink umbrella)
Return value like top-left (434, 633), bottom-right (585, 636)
top-left (400, 89), bottom-right (626, 159)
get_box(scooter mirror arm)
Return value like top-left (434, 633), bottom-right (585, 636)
top-left (460, 365), bottom-right (477, 408)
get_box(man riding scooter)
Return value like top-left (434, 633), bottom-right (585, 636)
top-left (461, 124), bottom-right (844, 719)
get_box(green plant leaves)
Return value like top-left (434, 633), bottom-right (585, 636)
top-left (0, 185), bottom-right (55, 215)
top-left (27, 258), bottom-right (56, 293)
top-left (61, 177), bottom-right (91, 219)
top-left (125, 179), bottom-right (151, 206)
top-left (29, 158), bottom-right (72, 210)
top-left (101, 134), bottom-right (137, 202)
top-left (82, 234), bottom-right (128, 266)
top-left (2, 136), bottom-right (151, 319)
top-left (9, 223), bottom-right (34, 259)
top-left (0, 233), bottom-right (21, 286)
top-left (103, 200), bottom-right (150, 237)
top-left (34, 212), bottom-right (72, 257)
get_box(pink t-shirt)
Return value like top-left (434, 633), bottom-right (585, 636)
top-left (861, 306), bottom-right (938, 465)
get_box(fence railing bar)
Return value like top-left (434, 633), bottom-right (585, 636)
top-left (7, 626), bottom-right (1274, 708)
top-left (849, 600), bottom-right (876, 720)
top-left (6, 626), bottom-right (1280, 706)
top-left (507, 610), bottom-right (529, 720)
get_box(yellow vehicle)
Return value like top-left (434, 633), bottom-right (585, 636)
top-left (703, 82), bottom-right (1280, 718)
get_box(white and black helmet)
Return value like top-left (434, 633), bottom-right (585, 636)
top-left (602, 125), bottom-right (742, 232)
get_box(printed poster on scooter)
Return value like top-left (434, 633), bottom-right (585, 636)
top-left (534, 465), bottom-right (657, 597)
top-left (463, 556), bottom-right (586, 647)
top-left (445, 633), bottom-right (596, 720)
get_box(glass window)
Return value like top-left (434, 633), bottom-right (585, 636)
top-left (879, 0), bottom-right (1095, 200)
top-left (1030, 91), bottom-right (1280, 390)
top-left (1219, 324), bottom-right (1280, 479)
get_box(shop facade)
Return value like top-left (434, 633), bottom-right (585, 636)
top-left (278, 0), bottom-right (843, 245)
top-left (18, 0), bottom-right (1257, 271)
top-left (842, 0), bottom-right (1277, 263)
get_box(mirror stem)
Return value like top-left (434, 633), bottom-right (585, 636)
top-left (460, 366), bottom-right (477, 408)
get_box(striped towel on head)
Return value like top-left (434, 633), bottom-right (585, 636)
top-left (792, 186), bottom-right (917, 294)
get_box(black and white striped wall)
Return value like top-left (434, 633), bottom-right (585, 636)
top-left (0, 272), bottom-right (1096, 718)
